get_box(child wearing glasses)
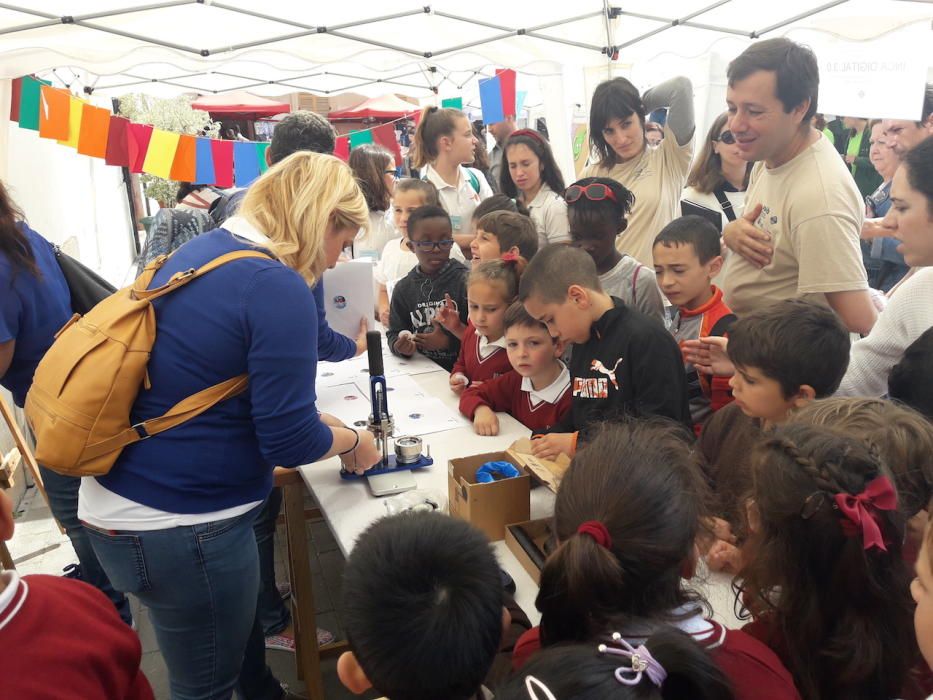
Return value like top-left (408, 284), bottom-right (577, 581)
top-left (566, 178), bottom-right (666, 324)
top-left (387, 205), bottom-right (469, 371)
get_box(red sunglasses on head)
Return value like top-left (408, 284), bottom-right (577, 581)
top-left (564, 183), bottom-right (618, 204)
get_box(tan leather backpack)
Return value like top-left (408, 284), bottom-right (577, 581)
top-left (25, 250), bottom-right (271, 477)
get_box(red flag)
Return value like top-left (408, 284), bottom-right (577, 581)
top-left (9, 77), bottom-right (22, 122)
top-left (170, 134), bottom-right (197, 182)
top-left (127, 123), bottom-right (154, 173)
top-left (334, 136), bottom-right (350, 162)
top-left (105, 116), bottom-right (131, 167)
top-left (372, 123), bottom-right (402, 167)
top-left (211, 139), bottom-right (234, 188)
top-left (495, 68), bottom-right (517, 120)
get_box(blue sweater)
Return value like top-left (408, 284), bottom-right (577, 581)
top-left (98, 229), bottom-right (335, 513)
top-left (0, 225), bottom-right (72, 407)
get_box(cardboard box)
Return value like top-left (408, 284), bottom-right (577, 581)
top-left (508, 438), bottom-right (570, 492)
top-left (448, 451), bottom-right (531, 541)
top-left (504, 518), bottom-right (554, 585)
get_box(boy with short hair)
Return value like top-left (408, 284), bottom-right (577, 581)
top-left (470, 210), bottom-right (539, 267)
top-left (698, 299), bottom-right (851, 567)
top-left (0, 488), bottom-right (154, 699)
top-left (337, 512), bottom-right (507, 700)
top-left (519, 245), bottom-right (689, 460)
top-left (459, 302), bottom-right (571, 435)
top-left (653, 215), bottom-right (736, 432)
top-left (888, 327), bottom-right (933, 420)
top-left (388, 205), bottom-right (469, 371)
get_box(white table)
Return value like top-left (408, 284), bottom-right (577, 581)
top-left (299, 362), bottom-right (741, 629)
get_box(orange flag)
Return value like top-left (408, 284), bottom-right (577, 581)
top-left (39, 86), bottom-right (70, 140)
top-left (170, 134), bottom-right (197, 182)
top-left (77, 104), bottom-right (111, 158)
top-left (57, 96), bottom-right (84, 148)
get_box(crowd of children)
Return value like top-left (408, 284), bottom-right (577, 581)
top-left (5, 29), bottom-right (933, 700)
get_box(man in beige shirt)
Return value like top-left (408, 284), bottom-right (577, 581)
top-left (720, 38), bottom-right (877, 334)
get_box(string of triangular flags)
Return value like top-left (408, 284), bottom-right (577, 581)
top-left (9, 70), bottom-right (520, 188)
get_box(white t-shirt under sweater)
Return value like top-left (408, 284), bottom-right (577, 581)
top-left (599, 254), bottom-right (666, 324)
top-left (721, 133), bottom-right (867, 317)
top-left (375, 237), bottom-right (467, 299)
top-left (354, 209), bottom-right (397, 261)
top-left (525, 183), bottom-right (570, 248)
top-left (836, 266), bottom-right (933, 398)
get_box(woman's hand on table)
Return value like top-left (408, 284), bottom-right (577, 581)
top-left (531, 433), bottom-right (575, 460)
top-left (340, 429), bottom-right (382, 475)
top-left (473, 406), bottom-right (500, 436)
top-left (353, 318), bottom-right (369, 357)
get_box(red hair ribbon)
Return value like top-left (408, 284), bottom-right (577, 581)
top-left (832, 475), bottom-right (897, 552)
top-left (511, 128), bottom-right (546, 144)
top-left (577, 521), bottom-right (613, 549)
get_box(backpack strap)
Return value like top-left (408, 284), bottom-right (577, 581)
top-left (713, 188), bottom-right (737, 222)
top-left (81, 375), bottom-right (250, 462)
top-left (134, 250), bottom-right (272, 301)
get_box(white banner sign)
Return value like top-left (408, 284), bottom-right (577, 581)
top-left (819, 48), bottom-right (928, 121)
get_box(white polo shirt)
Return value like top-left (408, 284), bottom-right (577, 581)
top-left (525, 183), bottom-right (570, 248)
top-left (422, 164), bottom-right (493, 235)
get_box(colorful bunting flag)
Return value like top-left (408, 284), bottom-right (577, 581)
top-left (10, 77), bottom-right (22, 122)
top-left (39, 86), bottom-right (70, 140)
top-left (441, 97), bottom-right (463, 110)
top-left (170, 135), bottom-right (197, 182)
top-left (372, 123), bottom-right (402, 167)
top-left (127, 123), bottom-right (154, 173)
top-left (233, 141), bottom-right (261, 187)
top-left (495, 69), bottom-right (517, 119)
top-left (57, 97), bottom-right (85, 149)
top-left (142, 129), bottom-right (181, 179)
top-left (478, 76), bottom-right (505, 124)
top-left (18, 76), bottom-right (44, 131)
top-left (194, 137), bottom-right (215, 184)
top-left (334, 136), bottom-right (350, 162)
top-left (211, 139), bottom-right (234, 188)
top-left (256, 142), bottom-right (271, 173)
top-left (77, 104), bottom-right (111, 158)
top-left (516, 90), bottom-right (528, 116)
top-left (349, 130), bottom-right (374, 149)
top-left (105, 116), bottom-right (131, 167)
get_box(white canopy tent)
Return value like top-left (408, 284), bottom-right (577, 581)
top-left (0, 0), bottom-right (930, 283)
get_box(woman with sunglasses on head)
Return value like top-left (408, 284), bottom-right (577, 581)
top-left (500, 129), bottom-right (569, 248)
top-left (583, 75), bottom-right (695, 267)
top-left (682, 113), bottom-right (751, 229)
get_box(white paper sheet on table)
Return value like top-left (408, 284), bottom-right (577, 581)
top-left (317, 338), bottom-right (439, 387)
top-left (314, 383), bottom-right (371, 428)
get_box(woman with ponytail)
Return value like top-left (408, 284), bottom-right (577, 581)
top-left (513, 420), bottom-right (800, 700)
top-left (498, 628), bottom-right (735, 700)
top-left (412, 106), bottom-right (493, 254)
top-left (737, 423), bottom-right (920, 700)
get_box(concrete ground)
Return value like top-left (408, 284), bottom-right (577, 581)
top-left (7, 480), bottom-right (379, 699)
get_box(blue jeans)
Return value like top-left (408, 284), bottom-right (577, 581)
top-left (87, 504), bottom-right (263, 700)
top-left (38, 466), bottom-right (132, 625)
top-left (254, 487), bottom-right (291, 636)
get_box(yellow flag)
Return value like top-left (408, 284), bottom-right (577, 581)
top-left (142, 129), bottom-right (181, 180)
top-left (56, 96), bottom-right (85, 148)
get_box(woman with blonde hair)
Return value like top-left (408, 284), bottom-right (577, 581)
top-left (78, 152), bottom-right (381, 700)
top-left (682, 112), bottom-right (751, 227)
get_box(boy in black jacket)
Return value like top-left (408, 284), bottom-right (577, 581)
top-left (388, 206), bottom-right (469, 371)
top-left (520, 245), bottom-right (689, 459)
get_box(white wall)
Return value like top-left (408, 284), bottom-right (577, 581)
top-left (3, 88), bottom-right (136, 286)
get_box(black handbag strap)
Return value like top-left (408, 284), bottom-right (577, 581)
top-left (713, 188), bottom-right (737, 222)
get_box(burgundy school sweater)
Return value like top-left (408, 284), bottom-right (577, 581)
top-left (451, 322), bottom-right (514, 385)
top-left (459, 369), bottom-right (571, 432)
top-left (0, 572), bottom-right (154, 700)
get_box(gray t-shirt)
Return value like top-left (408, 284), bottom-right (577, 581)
top-left (599, 255), bottom-right (666, 324)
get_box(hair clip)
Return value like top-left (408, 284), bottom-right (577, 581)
top-left (524, 675), bottom-right (557, 700)
top-left (800, 491), bottom-right (830, 520)
top-left (598, 633), bottom-right (667, 688)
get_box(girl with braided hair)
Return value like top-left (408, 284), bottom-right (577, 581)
top-left (738, 423), bottom-right (920, 700)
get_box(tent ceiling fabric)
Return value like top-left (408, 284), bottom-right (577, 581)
top-left (0, 1), bottom-right (929, 97)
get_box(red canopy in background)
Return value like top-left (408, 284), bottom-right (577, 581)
top-left (328, 94), bottom-right (419, 120)
top-left (191, 90), bottom-right (290, 119)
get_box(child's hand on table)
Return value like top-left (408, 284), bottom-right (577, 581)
top-left (472, 406), bottom-right (500, 436)
top-left (531, 432), bottom-right (575, 460)
top-left (450, 372), bottom-right (469, 395)
top-left (415, 324), bottom-right (451, 352)
top-left (394, 331), bottom-right (416, 356)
